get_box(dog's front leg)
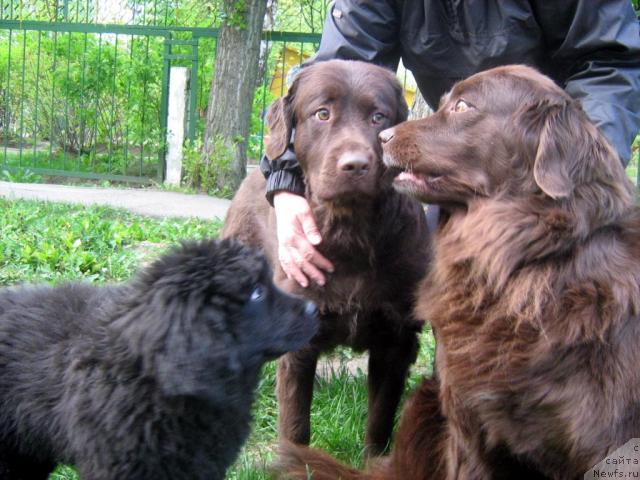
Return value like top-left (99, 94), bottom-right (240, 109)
top-left (365, 328), bottom-right (419, 456)
top-left (276, 347), bottom-right (319, 445)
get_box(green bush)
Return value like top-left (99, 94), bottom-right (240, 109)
top-left (182, 137), bottom-right (237, 198)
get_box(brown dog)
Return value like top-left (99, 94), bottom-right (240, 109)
top-left (277, 65), bottom-right (640, 479)
top-left (222, 59), bottom-right (429, 455)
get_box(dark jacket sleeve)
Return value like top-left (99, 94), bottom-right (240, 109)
top-left (532, 0), bottom-right (640, 166)
top-left (263, 0), bottom-right (401, 202)
top-left (260, 147), bottom-right (306, 205)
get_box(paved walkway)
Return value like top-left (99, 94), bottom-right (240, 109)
top-left (0, 181), bottom-right (231, 220)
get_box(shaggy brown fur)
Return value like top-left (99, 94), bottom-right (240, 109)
top-left (276, 65), bottom-right (640, 479)
top-left (222, 60), bottom-right (430, 455)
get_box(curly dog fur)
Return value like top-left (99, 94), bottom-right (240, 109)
top-left (0, 239), bottom-right (317, 480)
top-left (276, 65), bottom-right (640, 479)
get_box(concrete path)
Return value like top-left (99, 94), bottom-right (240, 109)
top-left (0, 181), bottom-right (231, 220)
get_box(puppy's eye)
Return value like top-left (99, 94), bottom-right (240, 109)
top-left (249, 285), bottom-right (266, 302)
top-left (454, 99), bottom-right (470, 113)
top-left (315, 108), bottom-right (330, 121)
top-left (372, 112), bottom-right (386, 125)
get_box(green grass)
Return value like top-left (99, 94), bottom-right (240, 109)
top-left (0, 197), bottom-right (436, 479)
top-left (0, 198), bottom-right (222, 285)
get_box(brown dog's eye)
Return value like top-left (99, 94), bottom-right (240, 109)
top-left (372, 112), bottom-right (386, 125)
top-left (315, 108), bottom-right (330, 121)
top-left (454, 99), bottom-right (470, 113)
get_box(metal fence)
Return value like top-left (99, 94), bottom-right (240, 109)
top-left (1, 1), bottom-right (636, 185)
top-left (0, 0), bottom-right (323, 183)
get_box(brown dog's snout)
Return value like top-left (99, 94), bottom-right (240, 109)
top-left (379, 128), bottom-right (395, 145)
top-left (337, 152), bottom-right (371, 176)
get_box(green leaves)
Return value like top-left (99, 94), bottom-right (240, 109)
top-left (219, 0), bottom-right (249, 29)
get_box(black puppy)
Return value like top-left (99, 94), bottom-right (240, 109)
top-left (0, 239), bottom-right (317, 480)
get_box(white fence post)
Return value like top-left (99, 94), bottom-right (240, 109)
top-left (165, 67), bottom-right (190, 186)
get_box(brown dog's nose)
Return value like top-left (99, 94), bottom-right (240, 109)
top-left (337, 153), bottom-right (370, 175)
top-left (379, 128), bottom-right (395, 144)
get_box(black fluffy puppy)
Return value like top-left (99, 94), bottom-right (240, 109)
top-left (0, 239), bottom-right (317, 480)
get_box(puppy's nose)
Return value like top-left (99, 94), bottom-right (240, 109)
top-left (379, 128), bottom-right (395, 144)
top-left (337, 153), bottom-right (370, 175)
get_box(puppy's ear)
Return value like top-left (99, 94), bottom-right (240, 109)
top-left (520, 99), bottom-right (581, 199)
top-left (112, 291), bottom-right (240, 402)
top-left (265, 88), bottom-right (295, 161)
top-left (154, 305), bottom-right (241, 402)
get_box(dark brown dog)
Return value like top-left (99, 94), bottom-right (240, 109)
top-left (222, 59), bottom-right (429, 455)
top-left (277, 65), bottom-right (640, 479)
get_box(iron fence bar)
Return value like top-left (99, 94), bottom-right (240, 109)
top-left (280, 40), bottom-right (287, 96)
top-left (79, 30), bottom-right (88, 164)
top-left (108, 34), bottom-right (119, 173)
top-left (18, 31), bottom-right (26, 166)
top-left (139, 35), bottom-right (150, 174)
top-left (187, 36), bottom-right (198, 141)
top-left (165, 53), bottom-right (196, 60)
top-left (63, 30), bottom-right (73, 170)
top-left (0, 20), bottom-right (322, 43)
top-left (3, 28), bottom-right (12, 164)
top-left (0, 20), bottom-right (170, 36)
top-left (124, 34), bottom-right (134, 172)
top-left (90, 32), bottom-right (102, 169)
top-left (163, 0), bottom-right (169, 26)
top-left (153, 0), bottom-right (158, 26)
top-left (259, 31), bottom-right (321, 43)
top-left (259, 37), bottom-right (271, 160)
top-left (48, 30), bottom-right (58, 167)
top-left (33, 30), bottom-right (42, 165)
top-left (198, 38), bottom-right (205, 120)
top-left (159, 32), bottom-right (171, 182)
top-left (167, 38), bottom-right (197, 45)
top-left (62, 0), bottom-right (69, 21)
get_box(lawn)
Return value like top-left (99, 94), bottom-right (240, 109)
top-left (0, 197), bottom-right (435, 480)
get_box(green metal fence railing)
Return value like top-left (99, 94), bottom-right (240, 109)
top-left (0, 21), bottom-right (171, 182)
top-left (2, 1), bottom-right (634, 186)
top-left (0, 0), bottom-right (325, 183)
top-left (0, 15), bottom-right (322, 183)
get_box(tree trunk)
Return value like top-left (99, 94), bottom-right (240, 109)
top-left (202, 0), bottom-right (268, 192)
top-left (409, 89), bottom-right (434, 120)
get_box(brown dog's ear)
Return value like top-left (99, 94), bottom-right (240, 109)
top-left (524, 100), bottom-right (583, 199)
top-left (265, 92), bottom-right (294, 160)
top-left (533, 102), bottom-right (574, 199)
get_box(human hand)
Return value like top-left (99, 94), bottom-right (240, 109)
top-left (273, 192), bottom-right (334, 288)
